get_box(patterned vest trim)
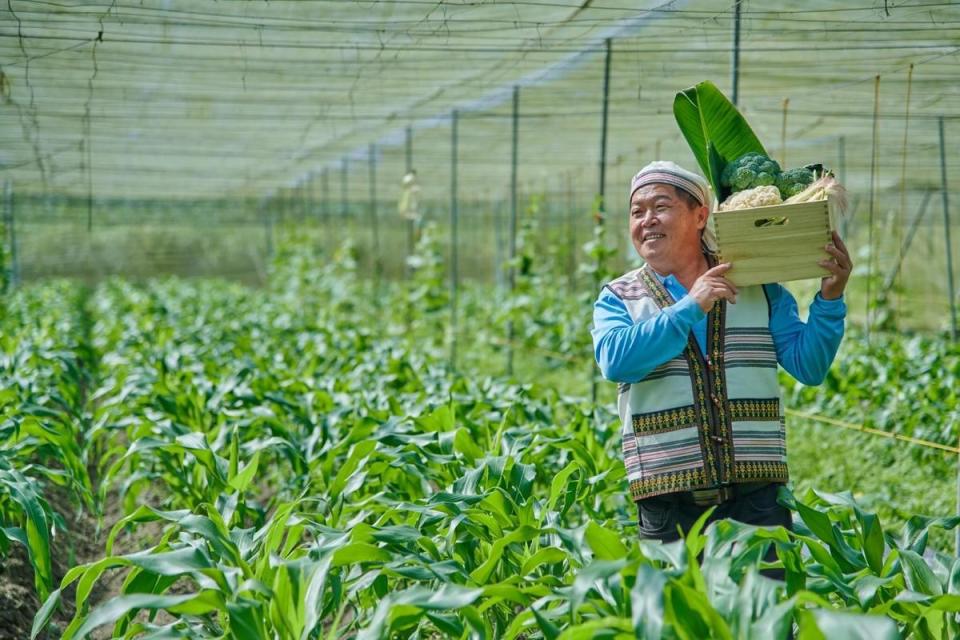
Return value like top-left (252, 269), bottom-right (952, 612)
top-left (607, 262), bottom-right (787, 502)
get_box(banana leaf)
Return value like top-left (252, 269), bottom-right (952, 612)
top-left (673, 80), bottom-right (769, 202)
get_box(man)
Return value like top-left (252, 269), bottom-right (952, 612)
top-left (591, 161), bottom-right (851, 545)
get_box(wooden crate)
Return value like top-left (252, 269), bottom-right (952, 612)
top-left (713, 199), bottom-right (833, 287)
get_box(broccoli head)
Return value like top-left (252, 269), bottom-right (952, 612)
top-left (776, 167), bottom-right (815, 199)
top-left (720, 152), bottom-right (782, 192)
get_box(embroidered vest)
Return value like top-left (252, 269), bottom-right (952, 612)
top-left (607, 264), bottom-right (787, 502)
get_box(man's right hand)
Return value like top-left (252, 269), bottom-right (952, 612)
top-left (689, 263), bottom-right (738, 312)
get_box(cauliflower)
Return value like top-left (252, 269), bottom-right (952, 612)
top-left (720, 152), bottom-right (782, 192)
top-left (776, 167), bottom-right (815, 199)
top-left (718, 185), bottom-right (783, 211)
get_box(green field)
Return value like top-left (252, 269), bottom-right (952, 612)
top-left (2, 1), bottom-right (960, 637)
top-left (1, 235), bottom-right (958, 639)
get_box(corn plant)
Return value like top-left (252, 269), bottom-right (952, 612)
top-left (4, 237), bottom-right (958, 639)
top-left (0, 282), bottom-right (96, 601)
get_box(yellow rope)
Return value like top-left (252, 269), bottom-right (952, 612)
top-left (784, 408), bottom-right (959, 455)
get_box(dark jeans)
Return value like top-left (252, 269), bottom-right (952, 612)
top-left (637, 482), bottom-right (792, 580)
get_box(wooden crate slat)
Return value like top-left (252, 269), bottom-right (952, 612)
top-left (713, 199), bottom-right (832, 287)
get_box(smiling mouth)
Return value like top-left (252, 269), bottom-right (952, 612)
top-left (643, 233), bottom-right (666, 243)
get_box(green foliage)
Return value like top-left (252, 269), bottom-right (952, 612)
top-left (403, 222), bottom-right (450, 352)
top-left (405, 222), bottom-right (448, 313)
top-left (497, 195), bottom-right (546, 336)
top-left (490, 194), bottom-right (596, 362)
top-left (0, 282), bottom-right (96, 601)
top-left (1, 235), bottom-right (956, 638)
top-left (0, 218), bottom-right (7, 297)
top-left (783, 327), bottom-right (960, 454)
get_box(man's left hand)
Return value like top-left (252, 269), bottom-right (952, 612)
top-left (819, 231), bottom-right (852, 300)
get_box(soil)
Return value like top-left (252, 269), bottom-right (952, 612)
top-left (0, 486), bottom-right (166, 640)
top-left (0, 545), bottom-right (45, 640)
top-left (0, 491), bottom-right (100, 640)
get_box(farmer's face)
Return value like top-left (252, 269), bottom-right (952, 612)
top-left (629, 184), bottom-right (707, 266)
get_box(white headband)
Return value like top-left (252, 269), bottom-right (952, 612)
top-left (629, 160), bottom-right (717, 252)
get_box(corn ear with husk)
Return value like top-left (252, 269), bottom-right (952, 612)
top-left (785, 173), bottom-right (848, 231)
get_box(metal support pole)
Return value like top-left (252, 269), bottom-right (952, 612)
top-left (312, 172), bottom-right (320, 224)
top-left (566, 171), bottom-right (576, 290)
top-left (780, 98), bottom-right (789, 169)
top-left (321, 168), bottom-right (330, 219)
top-left (940, 117), bottom-right (957, 342)
top-left (0, 181), bottom-right (5, 292)
top-left (3, 180), bottom-right (14, 290)
top-left (405, 126), bottom-right (415, 276)
top-left (405, 126), bottom-right (413, 173)
top-left (837, 136), bottom-right (847, 236)
top-left (292, 185), bottom-right (298, 224)
top-left (369, 144), bottom-right (382, 295)
top-left (598, 39), bottom-right (612, 219)
top-left (951, 129), bottom-right (960, 559)
top-left (838, 136), bottom-right (846, 185)
top-left (592, 38), bottom-right (613, 403)
top-left (882, 190), bottom-right (933, 293)
top-left (321, 168), bottom-right (331, 253)
top-left (341, 157), bottom-right (349, 223)
top-left (494, 200), bottom-right (504, 289)
top-left (450, 110), bottom-right (460, 370)
top-left (291, 183), bottom-right (299, 224)
top-left (85, 115), bottom-right (93, 232)
top-left (288, 184), bottom-right (296, 224)
top-left (303, 176), bottom-right (311, 224)
top-left (507, 86), bottom-right (520, 375)
top-left (264, 198), bottom-right (274, 262)
top-left (866, 75), bottom-right (880, 342)
top-left (289, 186), bottom-right (295, 225)
top-left (895, 64), bottom-right (915, 324)
top-left (297, 182), bottom-right (305, 225)
top-left (275, 188), bottom-right (283, 226)
top-left (731, 0), bottom-right (742, 106)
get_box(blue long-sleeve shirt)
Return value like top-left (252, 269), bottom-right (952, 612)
top-left (591, 273), bottom-right (846, 386)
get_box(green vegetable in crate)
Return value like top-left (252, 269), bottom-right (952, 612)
top-left (720, 152), bottom-right (781, 192)
top-left (776, 166), bottom-right (816, 199)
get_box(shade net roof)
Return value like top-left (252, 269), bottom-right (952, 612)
top-left (2, 0), bottom-right (959, 205)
